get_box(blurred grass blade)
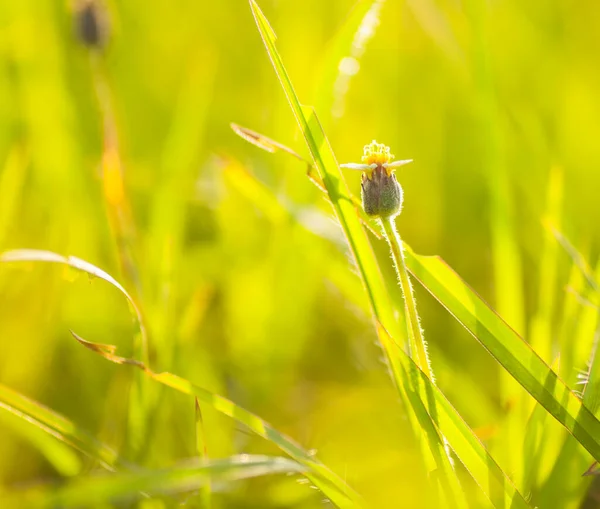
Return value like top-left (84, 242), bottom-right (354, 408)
top-left (404, 246), bottom-right (600, 460)
top-left (520, 169), bottom-right (563, 492)
top-left (530, 167), bottom-right (563, 361)
top-left (583, 332), bottom-right (600, 415)
top-left (146, 53), bottom-right (215, 364)
top-left (551, 226), bottom-right (600, 295)
top-left (0, 146), bottom-right (28, 249)
top-left (0, 382), bottom-right (125, 470)
top-left (313, 0), bottom-right (386, 122)
top-left (91, 47), bottom-right (151, 460)
top-left (0, 249), bottom-right (148, 359)
top-left (222, 157), bottom-right (371, 312)
top-left (520, 357), bottom-right (560, 493)
top-left (0, 249), bottom-right (151, 462)
top-left (466, 0), bottom-right (526, 478)
top-left (0, 410), bottom-right (82, 477)
top-left (1, 248), bottom-right (356, 506)
top-left (538, 259), bottom-right (600, 508)
top-left (406, 0), bottom-right (463, 65)
top-left (70, 331), bottom-right (361, 509)
top-left (195, 398), bottom-right (211, 508)
top-left (4, 455), bottom-right (305, 508)
top-left (230, 123), bottom-right (383, 239)
top-left (231, 122), bottom-right (305, 160)
top-left (377, 326), bottom-right (531, 509)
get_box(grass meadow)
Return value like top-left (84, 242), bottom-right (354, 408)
top-left (1, 0), bottom-right (600, 507)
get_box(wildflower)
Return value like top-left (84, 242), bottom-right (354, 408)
top-left (341, 140), bottom-right (412, 218)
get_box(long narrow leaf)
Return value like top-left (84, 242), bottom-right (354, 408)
top-left (70, 331), bottom-right (361, 509)
top-left (377, 326), bottom-right (530, 509)
top-left (404, 246), bottom-right (600, 460)
top-left (1, 248), bottom-right (359, 507)
top-left (0, 249), bottom-right (148, 357)
top-left (248, 2), bottom-right (528, 507)
top-left (0, 382), bottom-right (125, 470)
top-left (248, 3), bottom-right (465, 507)
top-left (225, 152), bottom-right (531, 508)
top-left (3, 455), bottom-right (305, 508)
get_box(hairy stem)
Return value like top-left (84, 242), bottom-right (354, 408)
top-left (381, 217), bottom-right (433, 380)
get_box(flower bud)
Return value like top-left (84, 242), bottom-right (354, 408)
top-left (361, 168), bottom-right (403, 218)
top-left (341, 141), bottom-right (411, 219)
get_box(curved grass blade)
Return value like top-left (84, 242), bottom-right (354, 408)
top-left (70, 331), bottom-right (361, 509)
top-left (0, 382), bottom-right (126, 471)
top-left (0, 249), bottom-right (148, 359)
top-left (248, 2), bottom-right (530, 507)
top-left (0, 410), bottom-right (82, 477)
top-left (0, 248), bottom-right (357, 507)
top-left (3, 455), bottom-right (305, 508)
top-left (404, 246), bottom-right (600, 461)
top-left (1, 250), bottom-right (152, 459)
top-left (231, 122), bottom-right (306, 160)
top-left (230, 123), bottom-right (383, 239)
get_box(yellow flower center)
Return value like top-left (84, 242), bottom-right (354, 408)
top-left (361, 140), bottom-right (394, 166)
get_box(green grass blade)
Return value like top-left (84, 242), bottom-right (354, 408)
top-left (537, 260), bottom-right (599, 508)
top-left (313, 0), bottom-right (386, 123)
top-left (551, 227), bottom-right (600, 294)
top-left (0, 249), bottom-right (148, 359)
top-left (378, 326), bottom-right (530, 509)
top-left (0, 246), bottom-right (358, 506)
top-left (0, 410), bottom-right (82, 477)
top-left (224, 155), bottom-right (531, 508)
top-left (519, 168), bottom-right (563, 492)
top-left (248, 1), bottom-right (397, 335)
top-left (221, 157), bottom-right (372, 315)
top-left (195, 398), bottom-right (211, 509)
top-left (1, 249), bottom-right (153, 461)
top-left (70, 331), bottom-right (362, 509)
top-left (465, 0), bottom-right (526, 478)
top-left (146, 54), bottom-right (215, 365)
top-left (229, 124), bottom-right (383, 239)
top-left (3, 455), bottom-right (305, 508)
top-left (248, 2), bottom-right (530, 507)
top-left (404, 246), bottom-right (600, 460)
top-left (0, 382), bottom-right (126, 470)
top-left (248, 2), bottom-right (465, 506)
top-left (0, 146), bottom-right (27, 249)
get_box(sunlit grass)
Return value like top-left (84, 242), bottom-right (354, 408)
top-left (1, 0), bottom-right (600, 507)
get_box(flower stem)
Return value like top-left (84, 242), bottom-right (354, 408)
top-left (381, 217), bottom-right (433, 380)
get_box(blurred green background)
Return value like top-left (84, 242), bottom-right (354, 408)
top-left (1, 0), bottom-right (600, 507)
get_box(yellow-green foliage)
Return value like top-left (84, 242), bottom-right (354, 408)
top-left (1, 0), bottom-right (600, 508)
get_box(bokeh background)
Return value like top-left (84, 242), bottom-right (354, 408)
top-left (1, 0), bottom-right (600, 507)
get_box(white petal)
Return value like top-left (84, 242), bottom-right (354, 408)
top-left (383, 159), bottom-right (413, 168)
top-left (339, 163), bottom-right (375, 171)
